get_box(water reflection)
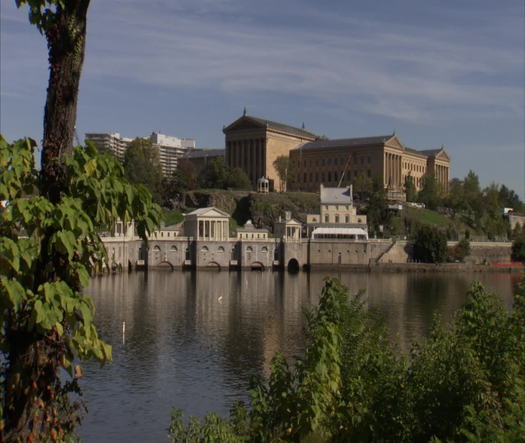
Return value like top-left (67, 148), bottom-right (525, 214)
top-left (80, 270), bottom-right (517, 443)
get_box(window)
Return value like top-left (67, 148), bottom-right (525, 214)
top-left (345, 215), bottom-right (349, 223)
top-left (335, 215), bottom-right (339, 223)
top-left (324, 215), bottom-right (329, 223)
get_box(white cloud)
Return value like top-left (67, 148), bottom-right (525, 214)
top-left (72, 0), bottom-right (523, 124)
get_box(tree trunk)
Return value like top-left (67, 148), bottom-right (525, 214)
top-left (41, 0), bottom-right (90, 201)
top-left (3, 2), bottom-right (91, 440)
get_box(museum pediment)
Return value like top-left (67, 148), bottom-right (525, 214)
top-left (223, 116), bottom-right (266, 133)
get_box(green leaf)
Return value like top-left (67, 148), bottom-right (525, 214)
top-left (1, 277), bottom-right (26, 311)
top-left (0, 237), bottom-right (20, 274)
top-left (53, 230), bottom-right (77, 259)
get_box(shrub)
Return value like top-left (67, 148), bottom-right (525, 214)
top-left (448, 238), bottom-right (471, 262)
top-left (413, 225), bottom-right (448, 263)
top-left (168, 278), bottom-right (525, 442)
top-left (511, 236), bottom-right (525, 262)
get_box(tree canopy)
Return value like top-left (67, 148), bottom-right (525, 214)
top-left (413, 224), bottom-right (448, 263)
top-left (417, 173), bottom-right (441, 210)
top-left (123, 138), bottom-right (163, 202)
top-left (199, 157), bottom-right (252, 190)
top-left (273, 156), bottom-right (294, 192)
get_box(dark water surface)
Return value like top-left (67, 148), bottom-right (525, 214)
top-left (80, 270), bottom-right (519, 442)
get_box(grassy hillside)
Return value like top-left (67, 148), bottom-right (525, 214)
top-left (401, 206), bottom-right (474, 239)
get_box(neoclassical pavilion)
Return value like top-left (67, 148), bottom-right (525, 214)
top-left (183, 207), bottom-right (230, 241)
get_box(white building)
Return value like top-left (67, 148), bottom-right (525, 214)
top-left (150, 132), bottom-right (196, 177)
top-left (85, 132), bottom-right (132, 161)
top-left (85, 131), bottom-right (197, 177)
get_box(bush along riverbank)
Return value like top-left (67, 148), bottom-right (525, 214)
top-left (169, 277), bottom-right (525, 442)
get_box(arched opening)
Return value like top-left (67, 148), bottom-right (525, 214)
top-left (206, 261), bottom-right (221, 271)
top-left (170, 245), bottom-right (178, 252)
top-left (251, 262), bottom-right (265, 271)
top-left (158, 261), bottom-right (174, 271)
top-left (287, 258), bottom-right (300, 273)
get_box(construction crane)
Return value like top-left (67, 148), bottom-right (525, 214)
top-left (337, 153), bottom-right (353, 188)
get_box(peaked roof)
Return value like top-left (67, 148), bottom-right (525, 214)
top-left (404, 146), bottom-right (429, 158)
top-left (186, 207), bottom-right (230, 218)
top-left (320, 185), bottom-right (353, 204)
top-left (223, 114), bottom-right (318, 139)
top-left (297, 135), bottom-right (394, 150)
top-left (419, 147), bottom-right (450, 161)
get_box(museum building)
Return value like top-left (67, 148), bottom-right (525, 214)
top-left (223, 113), bottom-right (450, 200)
top-left (289, 134), bottom-right (450, 199)
top-left (223, 112), bottom-right (318, 190)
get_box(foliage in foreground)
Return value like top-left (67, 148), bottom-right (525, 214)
top-left (0, 138), bottom-right (160, 440)
top-left (169, 278), bottom-right (525, 442)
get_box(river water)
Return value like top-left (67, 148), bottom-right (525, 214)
top-left (79, 270), bottom-right (520, 442)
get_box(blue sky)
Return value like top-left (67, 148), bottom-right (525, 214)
top-left (1, 0), bottom-right (524, 197)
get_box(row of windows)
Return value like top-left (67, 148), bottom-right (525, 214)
top-left (323, 205), bottom-right (351, 210)
top-left (238, 232), bottom-right (267, 239)
top-left (300, 156), bottom-right (371, 168)
top-left (323, 215), bottom-right (364, 223)
top-left (404, 162), bottom-right (425, 173)
top-left (312, 234), bottom-right (367, 240)
top-left (299, 170), bottom-right (371, 183)
top-left (155, 231), bottom-right (177, 238)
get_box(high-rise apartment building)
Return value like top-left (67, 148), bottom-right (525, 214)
top-left (150, 132), bottom-right (196, 177)
top-left (85, 132), bottom-right (132, 161)
top-left (85, 131), bottom-right (196, 177)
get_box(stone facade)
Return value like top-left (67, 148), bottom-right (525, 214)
top-left (224, 114), bottom-right (318, 190)
top-left (183, 207), bottom-right (230, 241)
top-left (289, 134), bottom-right (450, 199)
